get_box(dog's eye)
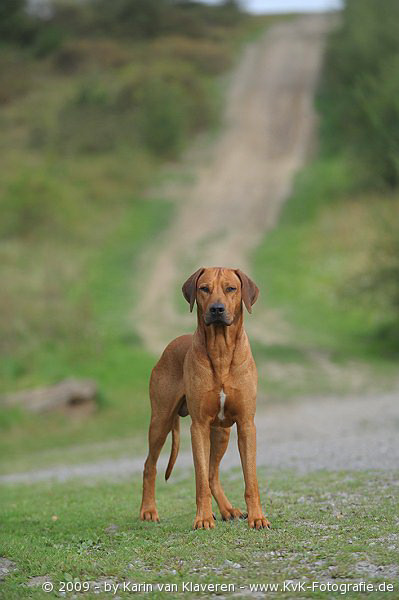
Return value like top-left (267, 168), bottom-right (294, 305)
top-left (200, 286), bottom-right (210, 293)
top-left (226, 286), bottom-right (236, 293)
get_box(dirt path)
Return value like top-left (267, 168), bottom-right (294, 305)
top-left (135, 15), bottom-right (332, 354)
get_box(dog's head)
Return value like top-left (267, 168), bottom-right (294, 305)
top-left (182, 267), bottom-right (259, 326)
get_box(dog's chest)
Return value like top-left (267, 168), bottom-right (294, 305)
top-left (213, 386), bottom-right (236, 426)
top-left (218, 388), bottom-right (227, 420)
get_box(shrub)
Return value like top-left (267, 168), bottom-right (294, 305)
top-left (0, 171), bottom-right (64, 239)
top-left (351, 57), bottom-right (399, 187)
top-left (31, 26), bottom-right (64, 57)
top-left (54, 39), bottom-right (131, 74)
top-left (140, 59), bottom-right (217, 129)
top-left (364, 214), bottom-right (399, 350)
top-left (86, 0), bottom-right (170, 38)
top-left (321, 0), bottom-right (399, 349)
top-left (0, 52), bottom-right (31, 104)
top-left (56, 80), bottom-right (134, 153)
top-left (322, 0), bottom-right (399, 188)
top-left (137, 76), bottom-right (189, 157)
top-left (150, 36), bottom-right (232, 76)
top-left (54, 58), bottom-right (217, 157)
top-left (0, 0), bottom-right (36, 45)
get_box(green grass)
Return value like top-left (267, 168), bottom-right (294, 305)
top-left (1, 469), bottom-right (398, 598)
top-left (253, 154), bottom-right (399, 399)
top-left (0, 188), bottom-right (169, 468)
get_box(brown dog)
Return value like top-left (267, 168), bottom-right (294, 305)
top-left (140, 267), bottom-right (270, 530)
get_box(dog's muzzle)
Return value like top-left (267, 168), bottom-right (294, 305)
top-left (204, 303), bottom-right (231, 326)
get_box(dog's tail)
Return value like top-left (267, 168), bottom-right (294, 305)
top-left (165, 414), bottom-right (180, 481)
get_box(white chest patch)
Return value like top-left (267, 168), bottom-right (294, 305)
top-left (218, 388), bottom-right (226, 420)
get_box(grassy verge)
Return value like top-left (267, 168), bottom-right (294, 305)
top-left (1, 469), bottom-right (398, 598)
top-left (252, 2), bottom-right (399, 398)
top-left (253, 144), bottom-right (399, 401)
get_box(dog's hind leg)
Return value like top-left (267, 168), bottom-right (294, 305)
top-left (140, 414), bottom-right (171, 522)
top-left (209, 427), bottom-right (244, 521)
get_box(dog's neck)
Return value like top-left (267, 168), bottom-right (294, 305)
top-left (195, 309), bottom-right (247, 379)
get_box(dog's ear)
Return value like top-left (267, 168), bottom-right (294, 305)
top-left (182, 268), bottom-right (205, 312)
top-left (235, 269), bottom-right (259, 313)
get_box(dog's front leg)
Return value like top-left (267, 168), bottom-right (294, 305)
top-left (190, 419), bottom-right (215, 529)
top-left (237, 418), bottom-right (271, 530)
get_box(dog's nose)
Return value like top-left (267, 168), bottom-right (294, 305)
top-left (210, 303), bottom-right (225, 315)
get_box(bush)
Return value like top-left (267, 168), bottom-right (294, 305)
top-left (54, 39), bottom-right (131, 74)
top-left (322, 0), bottom-right (399, 187)
top-left (53, 59), bottom-right (217, 157)
top-left (0, 171), bottom-right (64, 238)
top-left (56, 80), bottom-right (135, 153)
top-left (0, 0), bottom-right (36, 45)
top-left (0, 52), bottom-right (31, 104)
top-left (150, 36), bottom-right (232, 75)
top-left (137, 77), bottom-right (189, 157)
top-left (363, 214), bottom-right (399, 350)
top-left (351, 57), bottom-right (399, 187)
top-left (31, 26), bottom-right (64, 57)
top-left (140, 59), bottom-right (217, 129)
top-left (321, 0), bottom-right (399, 349)
top-left (86, 0), bottom-right (170, 38)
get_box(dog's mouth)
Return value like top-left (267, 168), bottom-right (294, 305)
top-left (204, 314), bottom-right (232, 326)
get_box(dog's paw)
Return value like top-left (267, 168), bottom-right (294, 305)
top-left (193, 514), bottom-right (216, 530)
top-left (140, 507), bottom-right (160, 523)
top-left (221, 507), bottom-right (245, 521)
top-left (248, 514), bottom-right (271, 530)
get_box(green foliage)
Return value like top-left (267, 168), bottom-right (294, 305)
top-left (136, 60), bottom-right (217, 156)
top-left (87, 0), bottom-right (172, 38)
top-left (150, 36), bottom-right (232, 76)
top-left (137, 77), bottom-right (189, 157)
top-left (314, 0), bottom-right (399, 351)
top-left (0, 171), bottom-right (64, 238)
top-left (0, 52), bottom-right (32, 104)
top-left (0, 0), bottom-right (34, 44)
top-left (280, 156), bottom-right (355, 225)
top-left (255, 153), bottom-right (399, 362)
top-left (354, 209), bottom-right (399, 351)
top-left (2, 0), bottom-right (243, 158)
top-left (322, 0), bottom-right (399, 187)
top-left (352, 56), bottom-right (399, 187)
top-left (30, 25), bottom-right (65, 58)
top-left (54, 39), bottom-right (131, 74)
top-left (44, 0), bottom-right (243, 42)
top-left (51, 57), bottom-right (216, 157)
top-left (56, 79), bottom-right (135, 153)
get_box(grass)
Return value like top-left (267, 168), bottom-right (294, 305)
top-left (0, 189), bottom-right (168, 469)
top-left (253, 155), bottom-right (399, 400)
top-left (1, 469), bottom-right (398, 598)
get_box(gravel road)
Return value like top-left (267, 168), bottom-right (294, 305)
top-left (1, 391), bottom-right (398, 484)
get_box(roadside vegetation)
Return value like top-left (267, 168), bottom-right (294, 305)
top-left (0, 1), bottom-right (271, 468)
top-left (255, 0), bottom-right (399, 383)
